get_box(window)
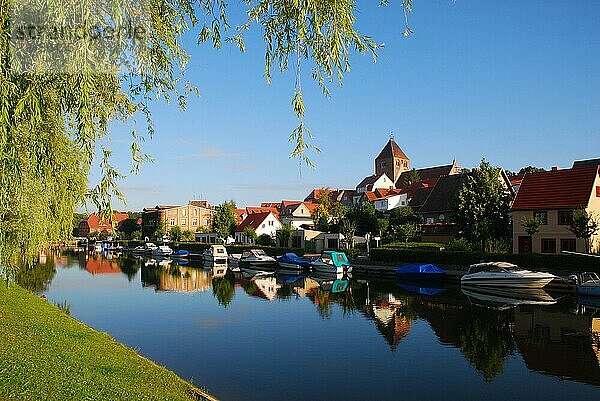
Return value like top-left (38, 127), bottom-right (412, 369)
top-left (541, 238), bottom-right (556, 253)
top-left (193, 208), bottom-right (198, 216)
top-left (534, 211), bottom-right (548, 225)
top-left (396, 161), bottom-right (400, 167)
top-left (181, 218), bottom-right (187, 226)
top-left (192, 219), bottom-right (198, 226)
top-left (269, 220), bottom-right (274, 226)
top-left (380, 162), bottom-right (386, 169)
top-left (170, 218), bottom-right (175, 226)
top-left (597, 186), bottom-right (600, 197)
top-left (558, 210), bottom-right (573, 225)
top-left (262, 224), bottom-right (265, 228)
top-left (560, 238), bottom-right (576, 252)
top-left (426, 217), bottom-right (434, 224)
top-left (182, 209), bottom-right (186, 216)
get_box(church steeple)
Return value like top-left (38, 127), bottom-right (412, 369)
top-left (375, 138), bottom-right (410, 184)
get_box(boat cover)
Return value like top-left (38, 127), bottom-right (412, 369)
top-left (278, 253), bottom-right (311, 267)
top-left (396, 264), bottom-right (445, 275)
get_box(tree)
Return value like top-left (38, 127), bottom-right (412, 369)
top-left (339, 219), bottom-right (357, 248)
top-left (276, 225), bottom-right (293, 248)
top-left (257, 234), bottom-right (273, 246)
top-left (403, 168), bottom-right (421, 187)
top-left (397, 224), bottom-right (418, 246)
top-left (454, 159), bottom-right (513, 251)
top-left (1, 1), bottom-right (415, 276)
top-left (119, 218), bottom-right (141, 239)
top-left (169, 226), bottom-right (183, 242)
top-left (345, 202), bottom-right (380, 236)
top-left (181, 230), bottom-right (195, 242)
top-left (518, 166), bottom-right (545, 175)
top-left (569, 209), bottom-right (599, 253)
top-left (211, 201), bottom-right (237, 241)
top-left (243, 227), bottom-right (258, 244)
top-left (521, 218), bottom-right (541, 252)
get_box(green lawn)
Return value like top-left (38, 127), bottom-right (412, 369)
top-left (0, 283), bottom-right (204, 401)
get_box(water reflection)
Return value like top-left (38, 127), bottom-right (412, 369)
top-left (14, 254), bottom-right (600, 398)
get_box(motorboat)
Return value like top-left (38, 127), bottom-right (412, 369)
top-left (277, 253), bottom-right (311, 271)
top-left (461, 286), bottom-right (557, 309)
top-left (395, 263), bottom-right (446, 281)
top-left (132, 242), bottom-right (158, 254)
top-left (460, 262), bottom-right (556, 289)
top-left (574, 272), bottom-right (600, 297)
top-left (238, 249), bottom-right (277, 269)
top-left (202, 245), bottom-right (228, 264)
top-left (171, 249), bottom-right (190, 258)
top-left (228, 253), bottom-right (242, 265)
top-left (152, 245), bottom-right (173, 256)
top-left (311, 251), bottom-right (352, 274)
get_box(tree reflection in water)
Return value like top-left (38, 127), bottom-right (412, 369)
top-left (212, 273), bottom-right (235, 308)
top-left (14, 254), bottom-right (57, 293)
top-left (119, 257), bottom-right (142, 282)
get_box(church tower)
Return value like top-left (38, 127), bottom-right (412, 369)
top-left (375, 138), bottom-right (410, 184)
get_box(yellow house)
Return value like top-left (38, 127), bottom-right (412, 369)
top-left (511, 165), bottom-right (600, 254)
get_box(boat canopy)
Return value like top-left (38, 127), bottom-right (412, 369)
top-left (396, 264), bottom-right (445, 275)
top-left (278, 253), bottom-right (311, 267)
top-left (320, 251), bottom-right (350, 267)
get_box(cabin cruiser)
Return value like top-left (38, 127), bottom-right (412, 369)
top-left (311, 251), bottom-right (352, 274)
top-left (202, 245), bottom-right (228, 264)
top-left (461, 262), bottom-right (556, 289)
top-left (238, 249), bottom-right (277, 269)
top-left (152, 245), bottom-right (173, 256)
top-left (277, 253), bottom-right (311, 272)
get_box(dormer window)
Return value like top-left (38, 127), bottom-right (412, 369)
top-left (380, 162), bottom-right (386, 168)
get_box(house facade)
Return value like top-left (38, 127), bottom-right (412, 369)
top-left (279, 201), bottom-right (317, 228)
top-left (234, 211), bottom-right (283, 244)
top-left (355, 173), bottom-right (394, 194)
top-left (78, 212), bottom-right (129, 237)
top-left (511, 166), bottom-right (600, 254)
top-left (142, 201), bottom-right (214, 238)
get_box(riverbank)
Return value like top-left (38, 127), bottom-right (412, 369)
top-left (0, 283), bottom-right (214, 401)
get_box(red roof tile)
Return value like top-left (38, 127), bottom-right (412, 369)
top-left (511, 166), bottom-right (599, 210)
top-left (375, 139), bottom-right (409, 160)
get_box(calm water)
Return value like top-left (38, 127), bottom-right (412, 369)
top-left (16, 251), bottom-right (600, 401)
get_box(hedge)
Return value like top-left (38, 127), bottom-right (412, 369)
top-left (369, 248), bottom-right (600, 272)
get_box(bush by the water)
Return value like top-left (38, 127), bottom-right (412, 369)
top-left (444, 238), bottom-right (472, 252)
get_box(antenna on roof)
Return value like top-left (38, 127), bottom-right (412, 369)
top-left (389, 131), bottom-right (394, 141)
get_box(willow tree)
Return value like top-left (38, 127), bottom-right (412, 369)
top-left (0, 0), bottom-right (414, 277)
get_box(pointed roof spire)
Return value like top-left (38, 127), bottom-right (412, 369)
top-left (376, 136), bottom-right (409, 160)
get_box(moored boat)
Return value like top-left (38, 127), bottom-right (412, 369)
top-left (202, 245), bottom-right (228, 264)
top-left (460, 262), bottom-right (556, 289)
top-left (277, 253), bottom-right (311, 271)
top-left (574, 272), bottom-right (600, 297)
top-left (395, 263), bottom-right (445, 280)
top-left (238, 249), bottom-right (277, 269)
top-left (311, 251), bottom-right (352, 275)
top-left (152, 245), bottom-right (173, 256)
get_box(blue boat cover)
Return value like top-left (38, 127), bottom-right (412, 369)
top-left (395, 264), bottom-right (445, 275)
top-left (278, 253), bottom-right (311, 267)
top-left (175, 250), bottom-right (190, 256)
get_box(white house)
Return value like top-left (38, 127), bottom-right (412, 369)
top-left (234, 211), bottom-right (283, 245)
top-left (373, 192), bottom-right (408, 212)
top-left (279, 201), bottom-right (317, 229)
top-left (355, 173), bottom-right (394, 194)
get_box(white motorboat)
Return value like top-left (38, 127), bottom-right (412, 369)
top-left (461, 262), bottom-right (556, 289)
top-left (202, 245), bottom-right (228, 264)
top-left (238, 249), bottom-right (277, 269)
top-left (311, 251), bottom-right (352, 275)
top-left (152, 245), bottom-right (173, 256)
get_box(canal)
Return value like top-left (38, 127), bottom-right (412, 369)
top-left (16, 252), bottom-right (600, 401)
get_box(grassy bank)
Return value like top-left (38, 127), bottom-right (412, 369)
top-left (370, 248), bottom-right (600, 272)
top-left (0, 283), bottom-right (205, 401)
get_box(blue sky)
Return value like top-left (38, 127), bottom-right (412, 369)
top-left (96, 1), bottom-right (600, 211)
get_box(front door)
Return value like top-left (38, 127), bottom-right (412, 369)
top-left (518, 236), bottom-right (532, 253)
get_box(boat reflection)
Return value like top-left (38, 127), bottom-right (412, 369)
top-left (462, 286), bottom-right (557, 310)
top-left (141, 264), bottom-right (215, 293)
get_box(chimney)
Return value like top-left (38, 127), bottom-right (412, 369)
top-left (551, 166), bottom-right (559, 171)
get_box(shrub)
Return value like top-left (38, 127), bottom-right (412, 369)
top-left (445, 238), bottom-right (472, 252)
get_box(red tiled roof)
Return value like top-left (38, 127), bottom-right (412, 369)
top-left (235, 212), bottom-right (273, 232)
top-left (304, 189), bottom-right (334, 202)
top-left (511, 166), bottom-right (599, 210)
top-left (303, 202), bottom-right (319, 213)
top-left (364, 191), bottom-right (378, 201)
top-left (85, 212), bottom-right (129, 232)
top-left (375, 139), bottom-right (409, 160)
top-left (246, 206), bottom-right (279, 217)
top-left (86, 258), bottom-right (122, 275)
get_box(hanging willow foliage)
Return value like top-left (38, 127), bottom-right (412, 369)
top-left (0, 0), bottom-right (413, 276)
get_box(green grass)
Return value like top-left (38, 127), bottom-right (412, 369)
top-left (0, 283), bottom-right (202, 401)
